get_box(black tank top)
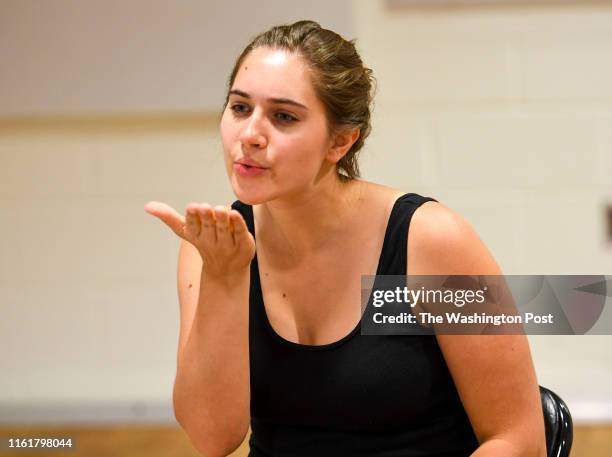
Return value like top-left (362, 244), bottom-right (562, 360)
top-left (231, 193), bottom-right (479, 457)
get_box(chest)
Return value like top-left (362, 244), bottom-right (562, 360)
top-left (248, 326), bottom-right (454, 430)
top-left (256, 233), bottom-right (390, 346)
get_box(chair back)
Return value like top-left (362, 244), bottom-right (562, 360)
top-left (540, 385), bottom-right (573, 457)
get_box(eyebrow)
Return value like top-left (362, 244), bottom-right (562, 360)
top-left (228, 89), bottom-right (308, 110)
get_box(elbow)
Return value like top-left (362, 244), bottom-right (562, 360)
top-left (175, 415), bottom-right (246, 457)
top-left (510, 438), bottom-right (547, 457)
top-left (190, 440), bottom-right (235, 457)
top-left (188, 436), bottom-right (241, 457)
top-left (515, 437), bottom-right (546, 457)
top-left (174, 400), bottom-right (249, 457)
top-left (193, 428), bottom-right (249, 457)
top-left (184, 436), bottom-right (227, 457)
top-left (529, 435), bottom-right (547, 457)
top-left (474, 413), bottom-right (547, 457)
top-left (475, 433), bottom-right (546, 457)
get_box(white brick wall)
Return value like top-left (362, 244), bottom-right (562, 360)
top-left (1, 1), bottom-right (612, 424)
top-left (354, 0), bottom-right (612, 422)
top-left (0, 117), bottom-right (233, 414)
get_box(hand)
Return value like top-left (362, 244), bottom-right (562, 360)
top-left (144, 201), bottom-right (256, 277)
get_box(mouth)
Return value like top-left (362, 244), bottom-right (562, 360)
top-left (237, 162), bottom-right (265, 169)
top-left (234, 162), bottom-right (268, 177)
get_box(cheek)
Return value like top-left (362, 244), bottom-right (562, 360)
top-left (220, 116), bottom-right (237, 171)
top-left (219, 111), bottom-right (235, 146)
top-left (220, 119), bottom-right (242, 161)
top-left (272, 136), bottom-right (326, 177)
top-left (293, 124), bottom-right (330, 165)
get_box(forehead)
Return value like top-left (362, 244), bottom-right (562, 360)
top-left (232, 47), bottom-right (318, 104)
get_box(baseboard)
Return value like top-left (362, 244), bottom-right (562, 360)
top-left (1, 400), bottom-right (611, 425)
top-left (0, 401), bottom-right (175, 425)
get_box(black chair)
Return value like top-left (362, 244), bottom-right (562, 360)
top-left (540, 385), bottom-right (573, 457)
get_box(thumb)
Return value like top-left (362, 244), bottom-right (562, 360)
top-left (144, 201), bottom-right (186, 239)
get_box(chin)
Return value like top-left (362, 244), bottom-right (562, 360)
top-left (231, 181), bottom-right (271, 206)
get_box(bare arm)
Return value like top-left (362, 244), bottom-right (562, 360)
top-left (174, 241), bottom-right (251, 457)
top-left (145, 201), bottom-right (255, 457)
top-left (408, 201), bottom-right (546, 457)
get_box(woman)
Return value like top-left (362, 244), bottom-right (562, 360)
top-left (145, 20), bottom-right (546, 457)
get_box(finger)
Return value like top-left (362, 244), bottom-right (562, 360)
top-left (144, 201), bottom-right (186, 238)
top-left (229, 209), bottom-right (248, 246)
top-left (214, 205), bottom-right (232, 246)
top-left (185, 203), bottom-right (201, 239)
top-left (196, 203), bottom-right (217, 244)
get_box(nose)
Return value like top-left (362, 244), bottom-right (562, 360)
top-left (239, 110), bottom-right (268, 149)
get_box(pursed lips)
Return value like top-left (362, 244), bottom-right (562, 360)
top-left (236, 158), bottom-right (267, 169)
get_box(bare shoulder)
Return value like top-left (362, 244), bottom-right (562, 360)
top-left (407, 199), bottom-right (502, 276)
top-left (407, 200), bottom-right (546, 453)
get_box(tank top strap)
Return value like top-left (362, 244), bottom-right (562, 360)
top-left (231, 193), bottom-right (438, 276)
top-left (377, 193), bottom-right (438, 276)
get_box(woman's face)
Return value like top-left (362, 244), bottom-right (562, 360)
top-left (220, 47), bottom-right (335, 204)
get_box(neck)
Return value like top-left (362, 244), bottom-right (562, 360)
top-left (254, 177), bottom-right (365, 260)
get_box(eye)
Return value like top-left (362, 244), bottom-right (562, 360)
top-left (229, 103), bottom-right (250, 116)
top-left (275, 112), bottom-right (297, 123)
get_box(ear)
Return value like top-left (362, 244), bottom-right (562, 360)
top-left (326, 127), bottom-right (360, 163)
